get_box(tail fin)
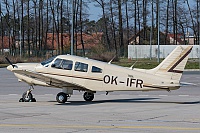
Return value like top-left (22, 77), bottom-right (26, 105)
top-left (151, 45), bottom-right (193, 81)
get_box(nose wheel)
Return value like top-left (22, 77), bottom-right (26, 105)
top-left (19, 86), bottom-right (36, 102)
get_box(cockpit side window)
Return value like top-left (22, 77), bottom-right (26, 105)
top-left (75, 62), bottom-right (88, 72)
top-left (92, 66), bottom-right (102, 73)
top-left (51, 58), bottom-right (73, 70)
top-left (62, 60), bottom-right (73, 70)
top-left (52, 58), bottom-right (62, 69)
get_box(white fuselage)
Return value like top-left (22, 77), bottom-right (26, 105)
top-left (8, 55), bottom-right (180, 92)
top-left (6, 45), bottom-right (192, 103)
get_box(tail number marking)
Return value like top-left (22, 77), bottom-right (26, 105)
top-left (104, 75), bottom-right (118, 85)
top-left (126, 78), bottom-right (143, 88)
top-left (104, 75), bottom-right (143, 88)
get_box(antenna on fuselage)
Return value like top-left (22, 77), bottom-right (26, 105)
top-left (108, 55), bottom-right (116, 64)
top-left (129, 61), bottom-right (138, 70)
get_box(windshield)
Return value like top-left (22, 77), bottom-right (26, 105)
top-left (41, 56), bottom-right (57, 67)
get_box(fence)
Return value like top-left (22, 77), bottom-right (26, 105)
top-left (128, 45), bottom-right (199, 59)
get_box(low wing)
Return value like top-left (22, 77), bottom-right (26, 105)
top-left (12, 69), bottom-right (87, 90)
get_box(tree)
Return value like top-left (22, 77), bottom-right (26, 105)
top-left (79, 0), bottom-right (85, 56)
top-left (124, 0), bottom-right (129, 57)
top-left (118, 0), bottom-right (124, 56)
top-left (93, 0), bottom-right (111, 51)
top-left (109, 0), bottom-right (117, 55)
top-left (0, 2), bottom-right (4, 54)
top-left (0, 0), bottom-right (199, 58)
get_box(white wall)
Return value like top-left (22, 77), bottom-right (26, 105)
top-left (128, 45), bottom-right (199, 59)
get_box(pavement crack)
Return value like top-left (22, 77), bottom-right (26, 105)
top-left (137, 115), bottom-right (168, 121)
top-left (0, 111), bottom-right (50, 121)
top-left (162, 120), bottom-right (200, 124)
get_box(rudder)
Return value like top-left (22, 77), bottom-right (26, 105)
top-left (151, 45), bottom-right (193, 81)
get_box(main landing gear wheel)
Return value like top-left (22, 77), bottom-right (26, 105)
top-left (56, 92), bottom-right (68, 103)
top-left (83, 92), bottom-right (94, 101)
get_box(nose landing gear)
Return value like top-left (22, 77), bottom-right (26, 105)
top-left (19, 85), bottom-right (36, 102)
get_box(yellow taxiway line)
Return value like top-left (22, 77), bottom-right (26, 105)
top-left (0, 124), bottom-right (200, 131)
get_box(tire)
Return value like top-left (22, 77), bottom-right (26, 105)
top-left (19, 98), bottom-right (24, 102)
top-left (83, 92), bottom-right (94, 101)
top-left (22, 92), bottom-right (33, 102)
top-left (31, 98), bottom-right (36, 102)
top-left (56, 92), bottom-right (67, 103)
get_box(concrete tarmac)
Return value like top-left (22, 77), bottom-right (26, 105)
top-left (0, 68), bottom-right (200, 133)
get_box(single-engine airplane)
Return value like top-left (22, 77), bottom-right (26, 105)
top-left (6, 45), bottom-right (193, 103)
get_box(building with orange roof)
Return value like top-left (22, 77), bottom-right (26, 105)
top-left (129, 28), bottom-right (188, 45)
top-left (0, 32), bottom-right (103, 55)
top-left (167, 33), bottom-right (185, 45)
top-left (46, 32), bottom-right (103, 54)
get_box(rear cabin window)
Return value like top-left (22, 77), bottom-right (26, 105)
top-left (52, 58), bottom-right (73, 70)
top-left (75, 62), bottom-right (88, 72)
top-left (92, 66), bottom-right (102, 73)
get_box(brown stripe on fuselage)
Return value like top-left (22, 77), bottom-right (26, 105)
top-left (39, 72), bottom-right (103, 81)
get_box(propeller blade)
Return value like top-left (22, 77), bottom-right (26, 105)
top-left (5, 57), bottom-right (16, 68)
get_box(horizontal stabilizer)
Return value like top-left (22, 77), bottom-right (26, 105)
top-left (180, 82), bottom-right (197, 87)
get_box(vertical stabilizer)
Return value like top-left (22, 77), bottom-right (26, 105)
top-left (151, 45), bottom-right (193, 81)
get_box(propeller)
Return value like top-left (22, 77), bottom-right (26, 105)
top-left (5, 57), bottom-right (17, 68)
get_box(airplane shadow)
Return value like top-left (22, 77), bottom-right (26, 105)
top-left (52, 98), bottom-right (200, 106)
